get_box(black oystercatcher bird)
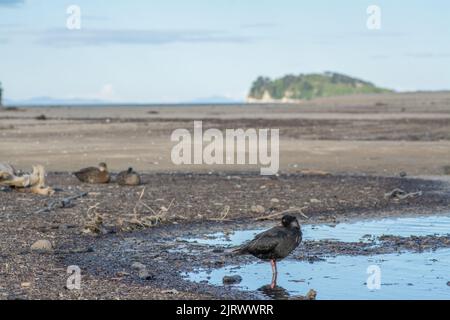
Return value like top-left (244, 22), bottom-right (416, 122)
top-left (73, 162), bottom-right (110, 184)
top-left (233, 215), bottom-right (302, 288)
top-left (116, 167), bottom-right (141, 186)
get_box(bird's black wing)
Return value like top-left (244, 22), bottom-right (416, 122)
top-left (238, 227), bottom-right (286, 256)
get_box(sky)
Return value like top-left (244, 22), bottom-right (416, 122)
top-left (0, 0), bottom-right (449, 103)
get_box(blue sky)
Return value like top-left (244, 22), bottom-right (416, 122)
top-left (0, 0), bottom-right (449, 103)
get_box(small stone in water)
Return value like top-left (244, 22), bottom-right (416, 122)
top-left (305, 289), bottom-right (317, 300)
top-left (223, 275), bottom-right (242, 285)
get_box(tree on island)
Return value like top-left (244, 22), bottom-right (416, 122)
top-left (248, 72), bottom-right (393, 101)
top-left (0, 82), bottom-right (3, 107)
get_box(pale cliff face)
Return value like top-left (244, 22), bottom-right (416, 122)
top-left (247, 72), bottom-right (392, 103)
top-left (246, 90), bottom-right (276, 103)
top-left (246, 90), bottom-right (299, 103)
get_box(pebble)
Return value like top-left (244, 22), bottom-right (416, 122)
top-left (222, 275), bottom-right (242, 285)
top-left (138, 269), bottom-right (154, 281)
top-left (305, 289), bottom-right (317, 300)
top-left (31, 240), bottom-right (53, 252)
top-left (131, 262), bottom-right (146, 270)
top-left (131, 262), bottom-right (154, 280)
top-left (250, 205), bottom-right (265, 214)
top-left (162, 289), bottom-right (179, 295)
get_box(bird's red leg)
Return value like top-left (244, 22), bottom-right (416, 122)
top-left (270, 259), bottom-right (278, 289)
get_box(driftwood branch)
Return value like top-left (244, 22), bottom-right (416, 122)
top-left (208, 205), bottom-right (232, 222)
top-left (34, 192), bottom-right (88, 214)
top-left (0, 163), bottom-right (54, 196)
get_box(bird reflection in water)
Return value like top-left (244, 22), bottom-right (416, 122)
top-left (258, 285), bottom-right (317, 300)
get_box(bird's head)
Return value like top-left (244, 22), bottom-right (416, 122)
top-left (98, 162), bottom-right (108, 171)
top-left (127, 167), bottom-right (133, 173)
top-left (281, 215), bottom-right (300, 229)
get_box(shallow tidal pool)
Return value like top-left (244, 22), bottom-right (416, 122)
top-left (184, 214), bottom-right (450, 299)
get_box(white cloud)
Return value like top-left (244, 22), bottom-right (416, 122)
top-left (64, 84), bottom-right (118, 102)
top-left (97, 84), bottom-right (115, 100)
top-left (36, 28), bottom-right (253, 47)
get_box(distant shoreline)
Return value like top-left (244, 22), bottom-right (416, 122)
top-left (2, 90), bottom-right (450, 109)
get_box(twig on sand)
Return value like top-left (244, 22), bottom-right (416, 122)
top-left (384, 188), bottom-right (422, 200)
top-left (139, 201), bottom-right (157, 215)
top-left (34, 192), bottom-right (88, 214)
top-left (254, 206), bottom-right (309, 221)
top-left (208, 205), bottom-right (231, 222)
top-left (83, 202), bottom-right (105, 235)
top-left (165, 198), bottom-right (175, 212)
top-left (87, 202), bottom-right (100, 215)
top-left (55, 247), bottom-right (94, 254)
top-left (133, 187), bottom-right (146, 215)
top-left (120, 190), bottom-right (177, 230)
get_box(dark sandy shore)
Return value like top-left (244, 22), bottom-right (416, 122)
top-left (1, 172), bottom-right (449, 299)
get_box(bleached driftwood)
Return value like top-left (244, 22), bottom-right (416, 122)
top-left (0, 163), bottom-right (54, 196)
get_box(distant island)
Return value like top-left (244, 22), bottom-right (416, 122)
top-left (247, 72), bottom-right (393, 103)
top-left (0, 82), bottom-right (3, 107)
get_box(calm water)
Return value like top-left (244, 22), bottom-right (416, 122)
top-left (184, 214), bottom-right (450, 299)
top-left (184, 214), bottom-right (450, 245)
top-left (187, 249), bottom-right (450, 299)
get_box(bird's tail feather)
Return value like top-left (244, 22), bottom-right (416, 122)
top-left (226, 245), bottom-right (247, 257)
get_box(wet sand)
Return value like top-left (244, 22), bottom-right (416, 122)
top-left (1, 91), bottom-right (450, 176)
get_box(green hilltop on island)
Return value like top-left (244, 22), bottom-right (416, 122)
top-left (247, 72), bottom-right (393, 103)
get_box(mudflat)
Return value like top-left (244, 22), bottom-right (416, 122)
top-left (1, 92), bottom-right (450, 175)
